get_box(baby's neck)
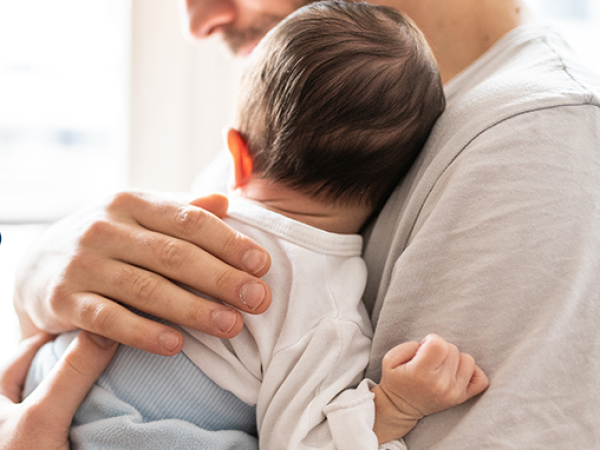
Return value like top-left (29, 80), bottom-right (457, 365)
top-left (233, 179), bottom-right (372, 235)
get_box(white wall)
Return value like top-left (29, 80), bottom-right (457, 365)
top-left (129, 0), bottom-right (245, 193)
top-left (0, 2), bottom-right (245, 366)
top-left (526, 0), bottom-right (600, 74)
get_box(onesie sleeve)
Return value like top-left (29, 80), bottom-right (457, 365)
top-left (256, 318), bottom-right (378, 450)
top-left (255, 315), bottom-right (406, 450)
top-left (324, 379), bottom-right (407, 450)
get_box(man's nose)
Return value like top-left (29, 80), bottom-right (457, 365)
top-left (185, 0), bottom-right (235, 39)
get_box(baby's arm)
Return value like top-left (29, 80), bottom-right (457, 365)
top-left (371, 334), bottom-right (489, 444)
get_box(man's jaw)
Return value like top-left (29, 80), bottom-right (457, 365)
top-left (218, 11), bottom-right (289, 57)
top-left (236, 40), bottom-right (261, 57)
top-left (208, 1), bottom-right (316, 57)
top-left (221, 27), bottom-right (272, 57)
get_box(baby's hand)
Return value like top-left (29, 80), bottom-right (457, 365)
top-left (375, 334), bottom-right (489, 432)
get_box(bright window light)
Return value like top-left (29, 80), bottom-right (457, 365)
top-left (0, 0), bottom-right (131, 365)
top-left (527, 0), bottom-right (600, 74)
top-left (0, 0), bottom-right (131, 223)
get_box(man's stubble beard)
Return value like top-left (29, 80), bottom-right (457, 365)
top-left (221, 0), bottom-right (316, 55)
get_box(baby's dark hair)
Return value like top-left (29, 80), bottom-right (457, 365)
top-left (235, 1), bottom-right (445, 211)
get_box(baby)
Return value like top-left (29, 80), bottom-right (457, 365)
top-left (26, 2), bottom-right (487, 449)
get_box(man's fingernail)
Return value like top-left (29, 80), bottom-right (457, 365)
top-left (242, 249), bottom-right (268, 274)
top-left (88, 332), bottom-right (116, 350)
top-left (159, 330), bottom-right (181, 352)
top-left (240, 282), bottom-right (266, 311)
top-left (214, 310), bottom-right (238, 333)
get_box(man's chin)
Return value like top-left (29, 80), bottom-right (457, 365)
top-left (221, 22), bottom-right (279, 57)
top-left (222, 37), bottom-right (261, 58)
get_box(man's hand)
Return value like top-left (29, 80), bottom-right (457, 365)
top-left (372, 334), bottom-right (489, 443)
top-left (0, 331), bottom-right (118, 450)
top-left (14, 192), bottom-right (271, 356)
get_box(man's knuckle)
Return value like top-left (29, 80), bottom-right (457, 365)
top-left (47, 285), bottom-right (69, 314)
top-left (82, 302), bottom-right (113, 333)
top-left (175, 205), bottom-right (206, 235)
top-left (109, 267), bottom-right (158, 301)
top-left (107, 190), bottom-right (139, 211)
top-left (108, 267), bottom-right (127, 288)
top-left (80, 219), bottom-right (115, 248)
top-left (67, 250), bottom-right (97, 279)
top-left (156, 240), bottom-right (189, 270)
top-left (130, 273), bottom-right (159, 301)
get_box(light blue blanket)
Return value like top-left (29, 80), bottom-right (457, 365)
top-left (26, 332), bottom-right (259, 450)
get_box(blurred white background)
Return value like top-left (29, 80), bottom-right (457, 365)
top-left (1, 0), bottom-right (599, 365)
top-left (0, 0), bottom-right (245, 364)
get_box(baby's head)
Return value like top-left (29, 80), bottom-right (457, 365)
top-left (229, 0), bottom-right (445, 216)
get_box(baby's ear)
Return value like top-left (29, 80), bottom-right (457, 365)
top-left (226, 128), bottom-right (253, 189)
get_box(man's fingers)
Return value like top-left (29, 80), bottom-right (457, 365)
top-left (111, 192), bottom-right (271, 277)
top-left (80, 260), bottom-right (249, 339)
top-left (65, 292), bottom-right (186, 355)
top-left (25, 331), bottom-right (118, 426)
top-left (96, 193), bottom-right (272, 315)
top-left (99, 230), bottom-right (271, 316)
top-left (189, 193), bottom-right (230, 218)
top-left (0, 334), bottom-right (54, 402)
top-left (67, 290), bottom-right (244, 355)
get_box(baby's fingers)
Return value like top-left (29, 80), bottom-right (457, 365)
top-left (455, 352), bottom-right (476, 386)
top-left (466, 365), bottom-right (489, 399)
top-left (455, 353), bottom-right (489, 402)
top-left (413, 334), bottom-right (453, 371)
top-left (382, 341), bottom-right (420, 372)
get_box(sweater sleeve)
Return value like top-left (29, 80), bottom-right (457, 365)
top-left (367, 104), bottom-right (600, 449)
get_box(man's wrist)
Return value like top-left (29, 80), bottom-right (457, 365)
top-left (371, 384), bottom-right (420, 444)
